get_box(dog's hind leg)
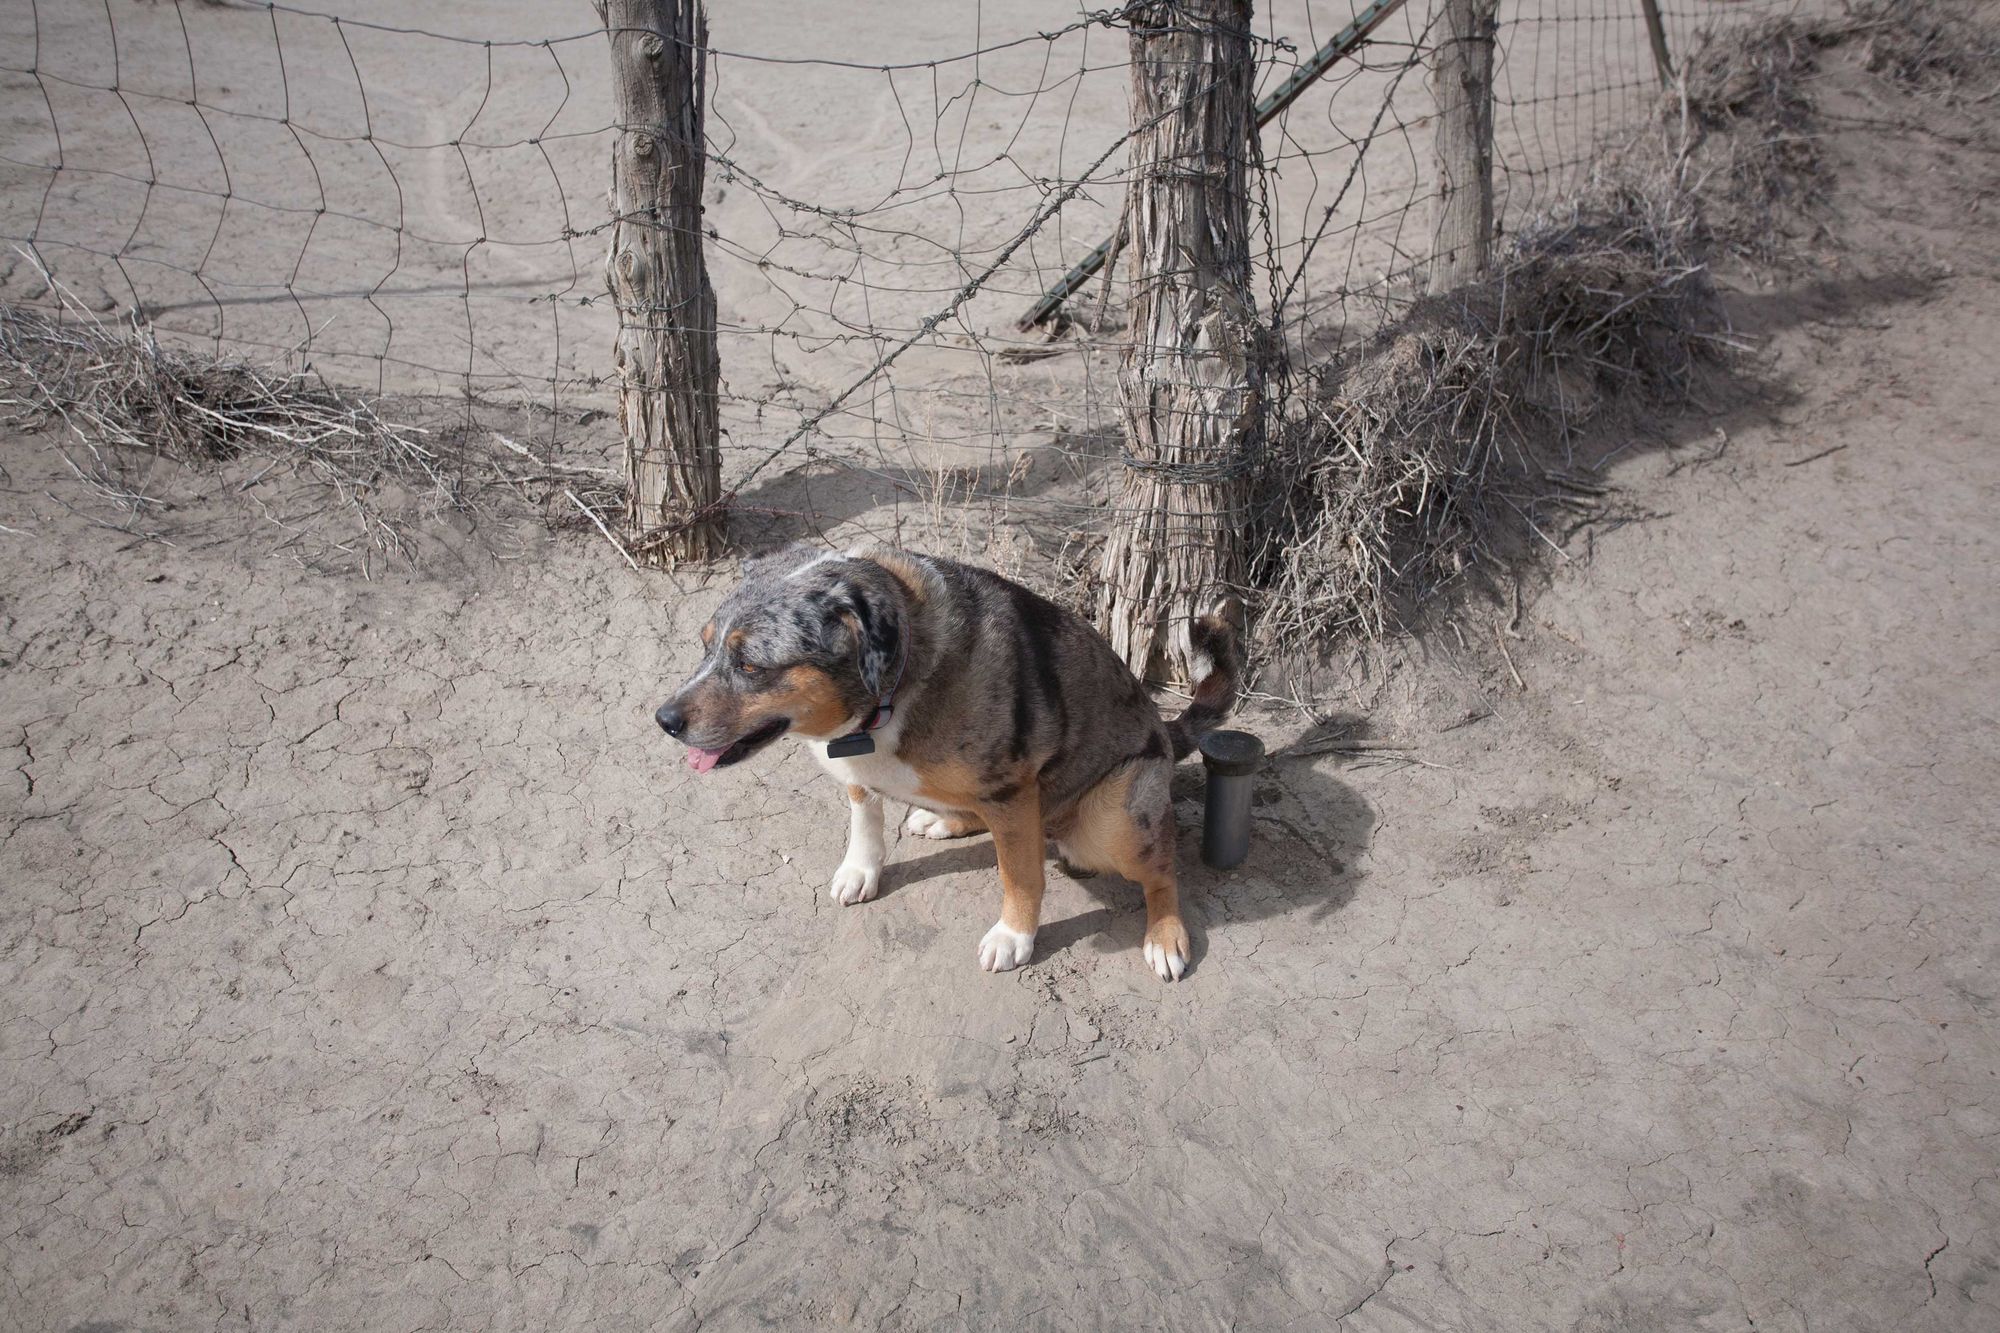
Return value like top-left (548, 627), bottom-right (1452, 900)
top-left (903, 807), bottom-right (985, 840)
top-left (1067, 759), bottom-right (1189, 981)
top-left (975, 791), bottom-right (1044, 973)
top-left (1135, 865), bottom-right (1189, 982)
top-left (830, 784), bottom-right (886, 905)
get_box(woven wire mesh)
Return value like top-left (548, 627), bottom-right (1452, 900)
top-left (0, 0), bottom-right (1809, 557)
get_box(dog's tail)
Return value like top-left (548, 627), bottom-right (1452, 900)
top-left (1167, 596), bottom-right (1246, 761)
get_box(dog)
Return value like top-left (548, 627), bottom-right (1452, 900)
top-left (655, 543), bottom-right (1244, 981)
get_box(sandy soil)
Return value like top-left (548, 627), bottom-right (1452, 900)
top-left (5, 14), bottom-right (1999, 1333)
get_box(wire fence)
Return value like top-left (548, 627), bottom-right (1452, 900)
top-left (0, 0), bottom-right (1805, 563)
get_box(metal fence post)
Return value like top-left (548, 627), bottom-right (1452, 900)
top-left (1638, 0), bottom-right (1676, 85)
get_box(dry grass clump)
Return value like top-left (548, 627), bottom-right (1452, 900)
top-left (1258, 0), bottom-right (1995, 656)
top-left (1842, 0), bottom-right (2000, 100)
top-left (0, 288), bottom-right (612, 565)
top-left (2, 302), bottom-right (432, 471)
top-left (1258, 156), bottom-right (1718, 651)
top-left (1678, 0), bottom-right (1997, 261)
top-left (1678, 11), bottom-right (1830, 262)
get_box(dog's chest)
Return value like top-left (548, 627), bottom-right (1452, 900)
top-left (804, 721), bottom-right (935, 807)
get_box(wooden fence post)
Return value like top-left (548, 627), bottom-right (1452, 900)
top-left (1097, 0), bottom-right (1262, 684)
top-left (1017, 0), bottom-right (1409, 331)
top-left (1428, 0), bottom-right (1497, 294)
top-left (595, 0), bottom-right (723, 564)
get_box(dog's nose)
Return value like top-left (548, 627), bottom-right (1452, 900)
top-left (655, 702), bottom-right (686, 737)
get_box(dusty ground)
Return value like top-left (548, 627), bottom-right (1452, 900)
top-left (5, 20), bottom-right (2000, 1333)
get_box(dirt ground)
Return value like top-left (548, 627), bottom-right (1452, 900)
top-left (5, 20), bottom-right (2000, 1333)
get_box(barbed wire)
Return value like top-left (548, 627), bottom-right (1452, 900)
top-left (1, 0), bottom-right (1803, 552)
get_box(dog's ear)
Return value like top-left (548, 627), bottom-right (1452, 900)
top-left (835, 572), bottom-right (902, 699)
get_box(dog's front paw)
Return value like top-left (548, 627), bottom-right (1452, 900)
top-left (1142, 917), bottom-right (1190, 982)
top-left (828, 861), bottom-right (881, 905)
top-left (977, 921), bottom-right (1036, 973)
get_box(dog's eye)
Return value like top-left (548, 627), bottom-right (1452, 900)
top-left (736, 660), bottom-right (760, 677)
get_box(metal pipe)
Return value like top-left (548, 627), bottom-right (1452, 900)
top-left (1199, 729), bottom-right (1264, 870)
top-left (1638, 0), bottom-right (1675, 86)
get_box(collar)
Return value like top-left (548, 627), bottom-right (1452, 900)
top-left (824, 632), bottom-right (908, 759)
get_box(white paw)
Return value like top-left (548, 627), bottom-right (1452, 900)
top-left (902, 808), bottom-right (958, 840)
top-left (828, 861), bottom-right (881, 905)
top-left (977, 921), bottom-right (1036, 973)
top-left (1143, 938), bottom-right (1188, 982)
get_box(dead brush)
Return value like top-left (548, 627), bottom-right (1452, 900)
top-left (1256, 153), bottom-right (1720, 655)
top-left (1838, 0), bottom-right (2000, 101)
top-left (1254, 0), bottom-right (2000, 658)
top-left (1677, 0), bottom-right (1998, 262)
top-left (0, 280), bottom-right (613, 566)
top-left (1677, 10), bottom-right (1831, 263)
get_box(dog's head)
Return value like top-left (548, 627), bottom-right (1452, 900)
top-left (656, 544), bottom-right (904, 772)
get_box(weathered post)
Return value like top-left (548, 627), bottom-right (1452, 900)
top-left (1097, 0), bottom-right (1263, 685)
top-left (1427, 0), bottom-right (1498, 294)
top-left (595, 0), bottom-right (722, 564)
top-left (1017, 0), bottom-right (1409, 331)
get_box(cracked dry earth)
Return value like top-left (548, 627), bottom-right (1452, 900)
top-left (5, 76), bottom-right (2000, 1333)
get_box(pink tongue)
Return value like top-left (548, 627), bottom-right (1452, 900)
top-left (687, 746), bottom-right (726, 774)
